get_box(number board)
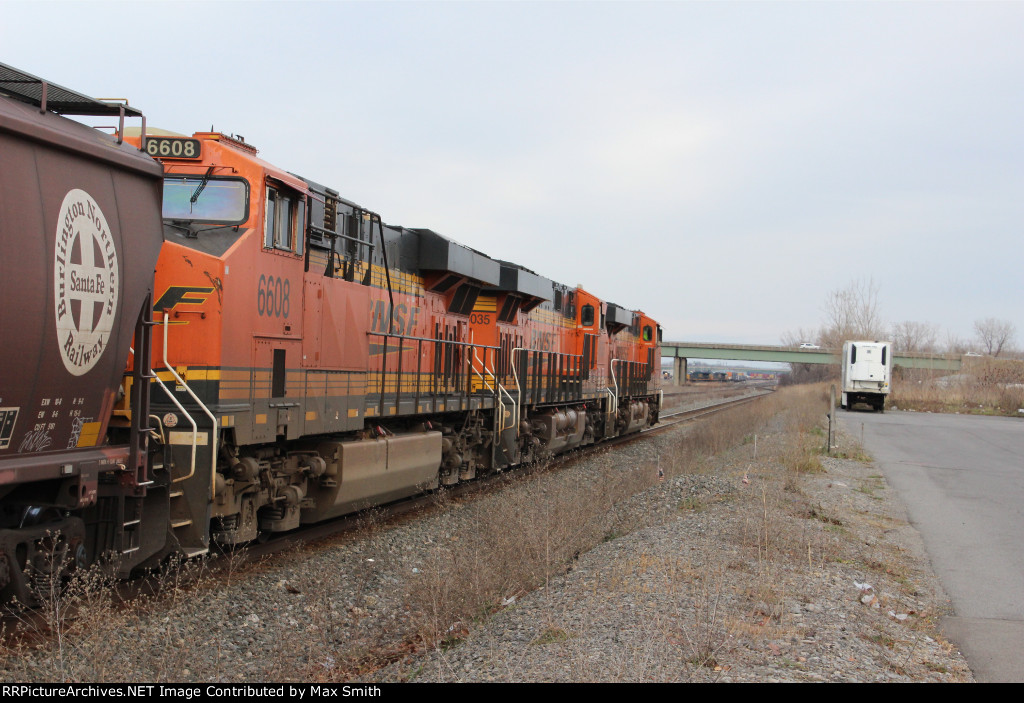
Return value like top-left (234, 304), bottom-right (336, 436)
top-left (145, 137), bottom-right (202, 160)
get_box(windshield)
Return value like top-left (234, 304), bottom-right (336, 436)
top-left (163, 177), bottom-right (248, 223)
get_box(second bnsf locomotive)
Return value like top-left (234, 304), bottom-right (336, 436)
top-left (0, 64), bottom-right (661, 602)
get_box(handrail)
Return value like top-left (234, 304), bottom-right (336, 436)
top-left (609, 358), bottom-right (621, 417)
top-left (471, 347), bottom-right (496, 393)
top-left (366, 330), bottom-right (500, 350)
top-left (511, 347), bottom-right (525, 400)
top-left (308, 223), bottom-right (375, 251)
top-left (164, 313), bottom-right (219, 499)
top-left (512, 346), bottom-right (587, 406)
top-left (131, 345), bottom-right (196, 483)
top-left (511, 347), bottom-right (528, 430)
top-left (473, 347), bottom-right (516, 433)
top-left (153, 377), bottom-right (198, 484)
top-left (498, 384), bottom-right (517, 433)
top-left (148, 415), bottom-right (167, 445)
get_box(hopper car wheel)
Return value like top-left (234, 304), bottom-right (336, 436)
top-left (19, 506), bottom-right (62, 528)
top-left (12, 507), bottom-right (91, 603)
top-left (69, 539), bottom-right (88, 572)
top-left (30, 534), bottom-right (85, 597)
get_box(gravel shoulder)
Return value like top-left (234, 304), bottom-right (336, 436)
top-left (1, 392), bottom-right (975, 683)
top-left (371, 420), bottom-right (974, 682)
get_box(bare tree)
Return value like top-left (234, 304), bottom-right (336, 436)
top-left (890, 320), bottom-right (939, 352)
top-left (944, 331), bottom-right (971, 355)
top-left (819, 277), bottom-right (886, 349)
top-left (974, 318), bottom-right (1017, 357)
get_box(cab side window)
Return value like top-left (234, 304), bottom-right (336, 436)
top-left (581, 304), bottom-right (595, 327)
top-left (265, 186), bottom-right (306, 256)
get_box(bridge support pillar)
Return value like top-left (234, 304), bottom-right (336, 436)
top-left (673, 357), bottom-right (687, 385)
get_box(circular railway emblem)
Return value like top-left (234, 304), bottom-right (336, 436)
top-left (53, 189), bottom-right (119, 376)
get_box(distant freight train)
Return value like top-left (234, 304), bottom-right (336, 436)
top-left (686, 370), bottom-right (747, 382)
top-left (0, 65), bottom-right (661, 603)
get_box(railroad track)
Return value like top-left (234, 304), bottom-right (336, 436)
top-left (655, 387), bottom-right (774, 429)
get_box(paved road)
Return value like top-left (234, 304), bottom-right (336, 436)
top-left (844, 409), bottom-right (1024, 682)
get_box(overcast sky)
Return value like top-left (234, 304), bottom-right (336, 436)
top-left (3, 1), bottom-right (1021, 347)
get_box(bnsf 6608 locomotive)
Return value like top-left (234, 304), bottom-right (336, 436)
top-left (0, 64), bottom-right (661, 603)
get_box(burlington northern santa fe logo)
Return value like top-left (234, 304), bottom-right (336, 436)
top-left (54, 189), bottom-right (119, 376)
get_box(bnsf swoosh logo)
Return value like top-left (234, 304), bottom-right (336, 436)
top-left (154, 286), bottom-right (216, 318)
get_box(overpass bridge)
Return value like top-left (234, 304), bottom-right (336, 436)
top-left (659, 342), bottom-right (962, 383)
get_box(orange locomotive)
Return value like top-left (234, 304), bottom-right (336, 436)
top-left (130, 130), bottom-right (662, 556)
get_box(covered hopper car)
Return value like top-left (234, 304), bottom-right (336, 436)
top-left (0, 64), bottom-right (165, 602)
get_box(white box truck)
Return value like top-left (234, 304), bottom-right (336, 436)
top-left (840, 340), bottom-right (892, 412)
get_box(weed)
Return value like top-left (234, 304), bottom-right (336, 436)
top-left (806, 507), bottom-right (843, 526)
top-left (855, 476), bottom-right (885, 499)
top-left (531, 626), bottom-right (571, 645)
top-left (678, 496), bottom-right (704, 512)
top-left (861, 630), bottom-right (898, 649)
top-left (603, 529), bottom-right (623, 543)
top-left (679, 562), bottom-right (730, 672)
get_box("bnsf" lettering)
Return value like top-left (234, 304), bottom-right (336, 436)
top-left (531, 331), bottom-right (555, 352)
top-left (370, 300), bottom-right (420, 336)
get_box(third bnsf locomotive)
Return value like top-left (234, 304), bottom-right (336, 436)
top-left (0, 64), bottom-right (661, 603)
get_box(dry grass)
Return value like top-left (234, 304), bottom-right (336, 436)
top-left (891, 358), bottom-right (1024, 416)
top-left (0, 550), bottom-right (219, 682)
top-left (402, 385), bottom-right (835, 664)
top-left (390, 382), bottom-right (970, 681)
top-left (403, 461), bottom-right (643, 650)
